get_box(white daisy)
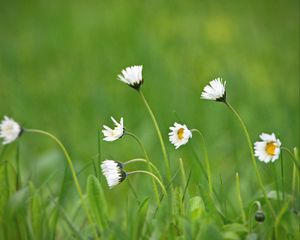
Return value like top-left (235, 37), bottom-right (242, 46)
top-left (169, 122), bottom-right (192, 149)
top-left (201, 78), bottom-right (226, 101)
top-left (118, 65), bottom-right (143, 89)
top-left (102, 117), bottom-right (125, 142)
top-left (0, 116), bottom-right (22, 145)
top-left (101, 160), bottom-right (126, 188)
top-left (254, 133), bottom-right (281, 163)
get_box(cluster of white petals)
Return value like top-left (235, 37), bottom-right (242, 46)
top-left (254, 133), bottom-right (281, 163)
top-left (118, 65), bottom-right (143, 89)
top-left (201, 78), bottom-right (226, 101)
top-left (102, 117), bottom-right (124, 142)
top-left (101, 160), bottom-right (126, 188)
top-left (0, 116), bottom-right (22, 145)
top-left (168, 123), bottom-right (192, 149)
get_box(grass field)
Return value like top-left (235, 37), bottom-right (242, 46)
top-left (0, 0), bottom-right (299, 239)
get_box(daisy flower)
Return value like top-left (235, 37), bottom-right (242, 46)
top-left (201, 77), bottom-right (226, 102)
top-left (169, 122), bottom-right (192, 149)
top-left (254, 133), bottom-right (281, 163)
top-left (0, 116), bottom-right (22, 145)
top-left (101, 160), bottom-right (126, 188)
top-left (102, 117), bottom-right (125, 142)
top-left (118, 65), bottom-right (143, 89)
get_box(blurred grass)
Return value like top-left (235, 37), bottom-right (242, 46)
top-left (0, 0), bottom-right (299, 237)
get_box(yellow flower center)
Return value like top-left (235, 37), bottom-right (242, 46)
top-left (177, 128), bottom-right (185, 140)
top-left (266, 142), bottom-right (276, 156)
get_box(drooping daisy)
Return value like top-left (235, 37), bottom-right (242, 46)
top-left (101, 160), bottom-right (126, 188)
top-left (254, 133), bottom-right (281, 163)
top-left (201, 77), bottom-right (226, 102)
top-left (169, 122), bottom-right (192, 149)
top-left (118, 65), bottom-right (143, 89)
top-left (102, 117), bottom-right (125, 141)
top-left (0, 116), bottom-right (22, 145)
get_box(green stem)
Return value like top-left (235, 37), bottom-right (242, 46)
top-left (274, 199), bottom-right (291, 239)
top-left (138, 90), bottom-right (171, 181)
top-left (25, 129), bottom-right (98, 238)
top-left (127, 170), bottom-right (167, 196)
top-left (16, 142), bottom-right (21, 190)
top-left (225, 102), bottom-right (276, 219)
top-left (126, 132), bottom-right (163, 203)
top-left (124, 158), bottom-right (162, 179)
top-left (248, 201), bottom-right (261, 231)
top-left (281, 147), bottom-right (300, 170)
top-left (235, 173), bottom-right (247, 225)
top-left (179, 158), bottom-right (187, 186)
top-left (191, 129), bottom-right (213, 198)
top-left (272, 163), bottom-right (280, 206)
top-left (292, 163), bottom-right (297, 210)
top-left (280, 153), bottom-right (285, 201)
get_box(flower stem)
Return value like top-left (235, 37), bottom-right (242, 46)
top-left (127, 170), bottom-right (167, 196)
top-left (123, 158), bottom-right (162, 179)
top-left (126, 132), bottom-right (163, 203)
top-left (15, 142), bottom-right (21, 190)
top-left (179, 158), bottom-right (187, 186)
top-left (24, 129), bottom-right (98, 238)
top-left (235, 173), bottom-right (247, 225)
top-left (138, 90), bottom-right (171, 181)
top-left (225, 102), bottom-right (276, 219)
top-left (248, 201), bottom-right (261, 231)
top-left (191, 129), bottom-right (213, 198)
top-left (280, 153), bottom-right (285, 201)
top-left (281, 147), bottom-right (300, 170)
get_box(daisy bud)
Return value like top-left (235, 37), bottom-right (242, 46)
top-left (255, 210), bottom-right (265, 223)
top-left (0, 116), bottom-right (23, 145)
top-left (101, 160), bottom-right (126, 188)
top-left (118, 65), bottom-right (143, 90)
top-left (102, 117), bottom-right (125, 142)
top-left (168, 122), bottom-right (192, 149)
top-left (201, 78), bottom-right (226, 102)
top-left (254, 133), bottom-right (281, 163)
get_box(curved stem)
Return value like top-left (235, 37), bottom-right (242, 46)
top-left (24, 129), bottom-right (97, 237)
top-left (16, 142), bottom-right (21, 190)
top-left (280, 153), bottom-right (285, 201)
top-left (248, 201), bottom-right (262, 231)
top-left (123, 158), bottom-right (162, 179)
top-left (127, 170), bottom-right (167, 196)
top-left (191, 129), bottom-right (213, 198)
top-left (225, 102), bottom-right (276, 219)
top-left (138, 90), bottom-right (171, 181)
top-left (281, 147), bottom-right (300, 170)
top-left (126, 132), bottom-right (163, 203)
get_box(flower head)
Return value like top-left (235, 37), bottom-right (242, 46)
top-left (102, 117), bottom-right (125, 142)
top-left (118, 65), bottom-right (143, 89)
top-left (201, 78), bottom-right (226, 102)
top-left (169, 122), bottom-right (192, 149)
top-left (254, 133), bottom-right (281, 163)
top-left (101, 160), bottom-right (126, 188)
top-left (0, 116), bottom-right (22, 145)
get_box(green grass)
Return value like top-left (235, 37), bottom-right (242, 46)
top-left (0, 0), bottom-right (299, 239)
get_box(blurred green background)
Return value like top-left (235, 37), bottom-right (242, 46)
top-left (0, 0), bottom-right (299, 214)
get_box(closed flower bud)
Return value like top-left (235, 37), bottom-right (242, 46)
top-left (255, 210), bottom-right (265, 223)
